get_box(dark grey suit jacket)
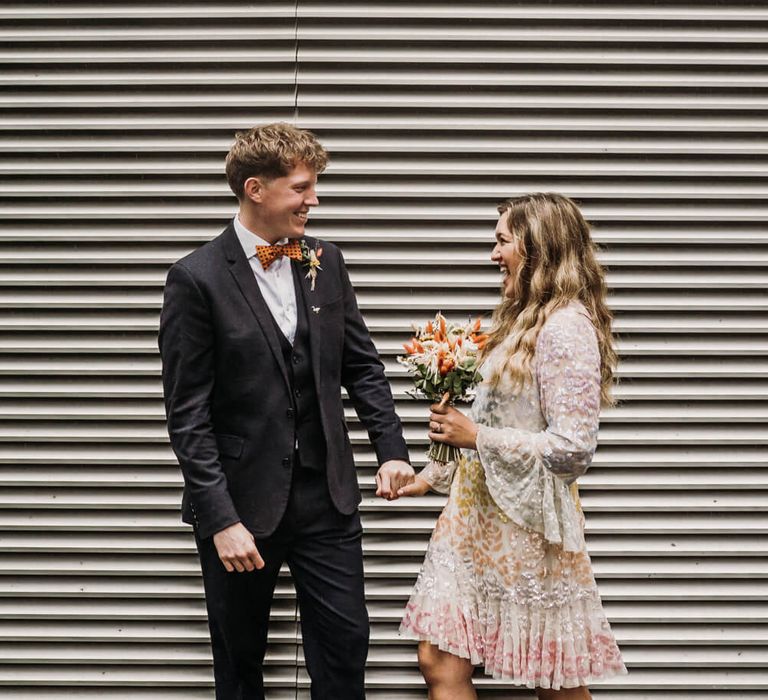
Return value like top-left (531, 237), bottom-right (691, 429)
top-left (159, 223), bottom-right (409, 540)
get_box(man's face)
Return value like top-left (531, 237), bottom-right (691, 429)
top-left (250, 162), bottom-right (319, 240)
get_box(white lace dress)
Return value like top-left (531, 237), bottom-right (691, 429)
top-left (400, 302), bottom-right (627, 689)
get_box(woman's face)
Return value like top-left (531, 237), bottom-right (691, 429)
top-left (491, 212), bottom-right (523, 298)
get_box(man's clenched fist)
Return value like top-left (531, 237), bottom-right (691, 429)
top-left (213, 522), bottom-right (265, 573)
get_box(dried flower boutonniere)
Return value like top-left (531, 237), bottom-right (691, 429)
top-left (299, 240), bottom-right (323, 291)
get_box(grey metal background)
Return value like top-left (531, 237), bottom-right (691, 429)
top-left (0, 1), bottom-right (766, 698)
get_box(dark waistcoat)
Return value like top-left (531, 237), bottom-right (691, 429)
top-left (268, 264), bottom-right (326, 471)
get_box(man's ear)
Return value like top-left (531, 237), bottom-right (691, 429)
top-left (243, 176), bottom-right (264, 204)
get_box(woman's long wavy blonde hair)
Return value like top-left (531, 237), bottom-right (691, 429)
top-left (482, 193), bottom-right (617, 407)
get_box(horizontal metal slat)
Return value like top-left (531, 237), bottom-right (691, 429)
top-left (0, 643), bottom-right (751, 668)
top-left (3, 3), bottom-right (768, 21)
top-left (4, 531), bottom-right (768, 558)
top-left (1, 575), bottom-right (765, 602)
top-left (2, 246), bottom-right (768, 268)
top-left (2, 112), bottom-right (766, 133)
top-left (3, 398), bottom-right (768, 423)
top-left (0, 506), bottom-right (764, 535)
top-left (1, 596), bottom-right (768, 628)
top-left (6, 69), bottom-right (765, 90)
top-left (2, 422), bottom-right (768, 445)
top-left (2, 134), bottom-right (766, 156)
top-left (0, 377), bottom-right (766, 400)
top-left (0, 285), bottom-right (762, 313)
top-left (0, 222), bottom-right (765, 244)
top-left (363, 667), bottom-right (768, 689)
top-left (3, 202), bottom-right (768, 222)
top-left (0, 552), bottom-right (765, 579)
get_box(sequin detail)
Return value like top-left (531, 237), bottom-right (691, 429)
top-left (400, 303), bottom-right (627, 689)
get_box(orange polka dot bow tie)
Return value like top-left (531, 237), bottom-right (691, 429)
top-left (255, 240), bottom-right (303, 270)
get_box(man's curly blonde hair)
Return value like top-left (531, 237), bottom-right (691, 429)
top-left (225, 122), bottom-right (329, 199)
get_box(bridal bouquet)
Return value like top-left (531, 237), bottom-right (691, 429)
top-left (398, 313), bottom-right (487, 464)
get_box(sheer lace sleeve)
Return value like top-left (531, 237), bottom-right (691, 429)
top-left (418, 459), bottom-right (459, 494)
top-left (475, 308), bottom-right (601, 552)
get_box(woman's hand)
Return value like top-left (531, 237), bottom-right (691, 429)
top-left (397, 475), bottom-right (432, 497)
top-left (429, 400), bottom-right (479, 450)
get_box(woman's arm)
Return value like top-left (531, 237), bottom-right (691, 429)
top-left (477, 310), bottom-right (601, 485)
top-left (475, 309), bottom-right (602, 551)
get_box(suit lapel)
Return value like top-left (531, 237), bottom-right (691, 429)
top-left (221, 225), bottom-right (290, 391)
top-left (292, 255), bottom-right (324, 394)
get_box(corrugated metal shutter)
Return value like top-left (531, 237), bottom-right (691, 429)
top-left (0, 1), bottom-right (766, 698)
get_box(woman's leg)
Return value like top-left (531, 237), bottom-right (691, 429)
top-left (537, 686), bottom-right (592, 700)
top-left (417, 641), bottom-right (477, 700)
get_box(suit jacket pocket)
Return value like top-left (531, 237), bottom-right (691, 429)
top-left (313, 295), bottom-right (343, 313)
top-left (215, 433), bottom-right (244, 459)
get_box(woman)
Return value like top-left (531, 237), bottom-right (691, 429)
top-left (398, 194), bottom-right (627, 699)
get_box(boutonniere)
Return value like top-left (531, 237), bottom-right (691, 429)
top-left (299, 240), bottom-right (323, 291)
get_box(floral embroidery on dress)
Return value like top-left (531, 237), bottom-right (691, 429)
top-left (401, 302), bottom-right (627, 689)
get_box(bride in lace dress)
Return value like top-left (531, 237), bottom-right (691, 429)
top-left (398, 194), bottom-right (627, 699)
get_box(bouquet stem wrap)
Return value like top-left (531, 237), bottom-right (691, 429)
top-left (427, 394), bottom-right (461, 465)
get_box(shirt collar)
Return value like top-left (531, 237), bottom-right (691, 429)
top-left (233, 214), bottom-right (288, 259)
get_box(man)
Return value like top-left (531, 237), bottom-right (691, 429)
top-left (158, 122), bottom-right (414, 699)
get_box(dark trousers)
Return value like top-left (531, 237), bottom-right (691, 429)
top-left (195, 467), bottom-right (369, 700)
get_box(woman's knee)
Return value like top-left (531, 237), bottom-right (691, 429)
top-left (417, 642), bottom-right (472, 686)
top-left (416, 643), bottom-right (440, 683)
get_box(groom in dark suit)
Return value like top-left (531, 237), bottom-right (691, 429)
top-left (159, 122), bottom-right (413, 699)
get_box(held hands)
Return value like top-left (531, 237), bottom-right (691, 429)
top-left (428, 400), bottom-right (479, 450)
top-left (397, 475), bottom-right (431, 498)
top-left (376, 459), bottom-right (415, 500)
top-left (213, 522), bottom-right (265, 573)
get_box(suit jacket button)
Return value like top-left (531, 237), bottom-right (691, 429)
top-left (282, 456), bottom-right (291, 468)
top-left (286, 408), bottom-right (294, 419)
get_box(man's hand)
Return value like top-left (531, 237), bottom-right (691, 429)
top-left (376, 459), bottom-right (415, 501)
top-left (397, 475), bottom-right (431, 498)
top-left (212, 522), bottom-right (265, 573)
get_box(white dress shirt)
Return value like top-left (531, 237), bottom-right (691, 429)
top-left (233, 215), bottom-right (298, 344)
